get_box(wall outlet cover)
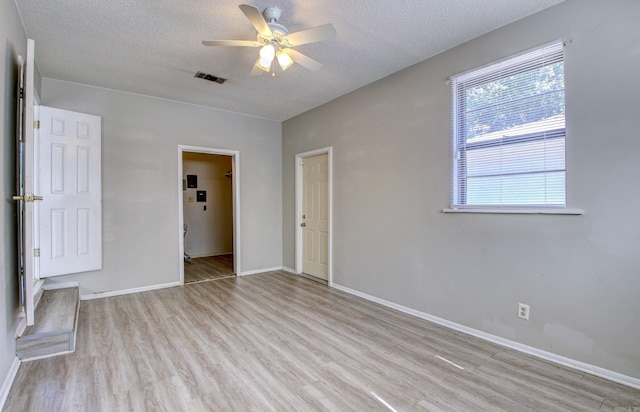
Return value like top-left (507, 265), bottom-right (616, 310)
top-left (518, 303), bottom-right (530, 320)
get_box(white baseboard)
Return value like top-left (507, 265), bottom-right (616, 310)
top-left (80, 281), bottom-right (181, 300)
top-left (42, 281), bottom-right (80, 290)
top-left (281, 267), bottom-right (296, 274)
top-left (238, 266), bottom-right (283, 277)
top-left (32, 279), bottom-right (45, 309)
top-left (0, 357), bottom-right (20, 410)
top-left (15, 319), bottom-right (26, 339)
top-left (331, 283), bottom-right (640, 390)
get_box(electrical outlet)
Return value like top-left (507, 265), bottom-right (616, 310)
top-left (518, 303), bottom-right (530, 320)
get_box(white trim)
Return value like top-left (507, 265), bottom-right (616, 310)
top-left (178, 145), bottom-right (241, 284)
top-left (281, 266), bottom-right (296, 274)
top-left (32, 279), bottom-right (45, 311)
top-left (80, 281), bottom-right (180, 301)
top-left (15, 319), bottom-right (26, 338)
top-left (442, 208), bottom-right (584, 215)
top-left (331, 283), bottom-right (640, 390)
top-left (0, 357), bottom-right (20, 410)
top-left (239, 266), bottom-right (282, 277)
top-left (42, 281), bottom-right (80, 290)
top-left (295, 147), bottom-right (333, 285)
top-left (23, 39), bottom-right (37, 326)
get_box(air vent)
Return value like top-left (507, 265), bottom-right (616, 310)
top-left (194, 71), bottom-right (227, 84)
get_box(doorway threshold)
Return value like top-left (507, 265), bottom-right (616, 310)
top-left (184, 274), bottom-right (236, 285)
top-left (298, 272), bottom-right (328, 285)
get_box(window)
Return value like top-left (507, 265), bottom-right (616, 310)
top-left (451, 41), bottom-right (565, 210)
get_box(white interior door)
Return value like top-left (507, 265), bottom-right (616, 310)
top-left (302, 154), bottom-right (329, 280)
top-left (17, 39), bottom-right (40, 326)
top-left (38, 106), bottom-right (102, 277)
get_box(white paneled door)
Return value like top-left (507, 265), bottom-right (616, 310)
top-left (302, 154), bottom-right (329, 280)
top-left (38, 106), bottom-right (102, 277)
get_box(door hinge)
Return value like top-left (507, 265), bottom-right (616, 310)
top-left (34, 248), bottom-right (40, 257)
top-left (300, 160), bottom-right (304, 166)
top-left (19, 87), bottom-right (24, 99)
top-left (34, 120), bottom-right (40, 129)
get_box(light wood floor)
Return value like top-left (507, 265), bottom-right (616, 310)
top-left (4, 271), bottom-right (639, 411)
top-left (184, 254), bottom-right (234, 283)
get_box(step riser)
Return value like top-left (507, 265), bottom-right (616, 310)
top-left (17, 334), bottom-right (73, 360)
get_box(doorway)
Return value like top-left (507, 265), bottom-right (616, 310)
top-left (295, 147), bottom-right (332, 284)
top-left (178, 146), bottom-right (240, 284)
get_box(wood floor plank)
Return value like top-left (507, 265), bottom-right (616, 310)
top-left (22, 288), bottom-right (78, 335)
top-left (4, 271), bottom-right (639, 411)
top-left (184, 254), bottom-right (234, 283)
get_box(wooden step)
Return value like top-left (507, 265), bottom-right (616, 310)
top-left (16, 286), bottom-right (80, 361)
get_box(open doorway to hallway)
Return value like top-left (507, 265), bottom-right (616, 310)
top-left (181, 150), bottom-right (237, 283)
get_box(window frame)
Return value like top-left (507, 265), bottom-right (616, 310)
top-left (446, 41), bottom-right (581, 215)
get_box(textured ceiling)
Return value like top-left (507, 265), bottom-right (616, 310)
top-left (15, 0), bottom-right (564, 121)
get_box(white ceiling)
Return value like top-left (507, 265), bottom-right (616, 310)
top-left (15, 0), bottom-right (564, 121)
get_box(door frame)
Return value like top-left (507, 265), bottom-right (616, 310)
top-left (20, 39), bottom-right (45, 326)
top-left (177, 145), bottom-right (240, 284)
top-left (295, 147), bottom-right (333, 285)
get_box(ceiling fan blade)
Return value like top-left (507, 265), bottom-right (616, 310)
top-left (239, 4), bottom-right (273, 38)
top-left (283, 49), bottom-right (323, 71)
top-left (202, 40), bottom-right (260, 47)
top-left (283, 24), bottom-right (336, 46)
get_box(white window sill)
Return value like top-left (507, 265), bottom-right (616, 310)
top-left (442, 208), bottom-right (584, 215)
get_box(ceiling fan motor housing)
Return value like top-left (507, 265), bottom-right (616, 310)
top-left (202, 4), bottom-right (335, 73)
top-left (262, 6), bottom-right (281, 22)
top-left (261, 7), bottom-right (288, 42)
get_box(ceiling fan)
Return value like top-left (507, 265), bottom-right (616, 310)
top-left (202, 4), bottom-right (336, 75)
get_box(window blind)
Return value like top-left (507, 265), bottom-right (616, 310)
top-left (451, 41), bottom-right (565, 208)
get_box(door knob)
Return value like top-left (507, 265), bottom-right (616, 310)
top-left (300, 223), bottom-right (306, 227)
top-left (12, 193), bottom-right (43, 202)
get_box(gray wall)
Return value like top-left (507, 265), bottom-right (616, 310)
top-left (0, 0), bottom-right (27, 393)
top-left (283, 0), bottom-right (640, 379)
top-left (42, 79), bottom-right (282, 294)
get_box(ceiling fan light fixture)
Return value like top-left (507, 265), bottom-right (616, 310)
top-left (257, 57), bottom-right (272, 72)
top-left (202, 4), bottom-right (336, 75)
top-left (276, 51), bottom-right (294, 70)
top-left (259, 43), bottom-right (276, 62)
